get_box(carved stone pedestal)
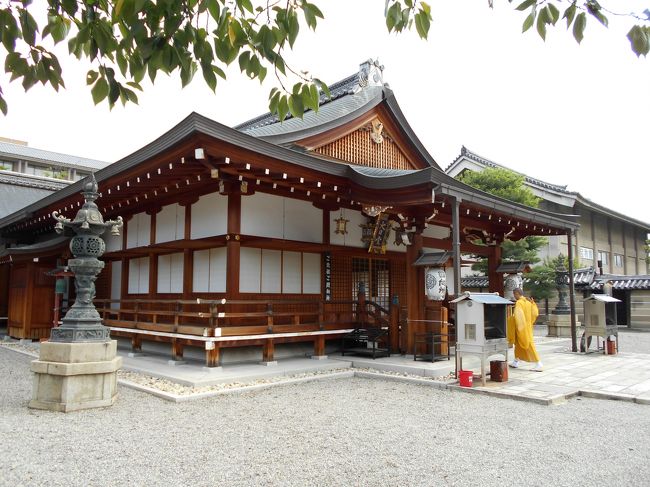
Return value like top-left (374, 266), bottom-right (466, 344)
top-left (29, 340), bottom-right (122, 412)
top-left (547, 314), bottom-right (581, 338)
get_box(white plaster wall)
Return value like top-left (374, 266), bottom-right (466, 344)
top-left (302, 252), bottom-right (321, 294)
top-left (241, 193), bottom-right (284, 239)
top-left (193, 248), bottom-right (227, 293)
top-left (110, 261), bottom-right (122, 308)
top-left (157, 253), bottom-right (184, 293)
top-left (284, 198), bottom-right (322, 243)
top-left (261, 249), bottom-right (282, 293)
top-left (329, 209), bottom-right (366, 248)
top-left (240, 247), bottom-right (262, 293)
top-left (242, 193), bottom-right (322, 243)
top-left (282, 251), bottom-right (302, 293)
top-left (156, 203), bottom-right (185, 243)
top-left (104, 231), bottom-right (123, 252)
top-left (128, 257), bottom-right (149, 294)
top-left (191, 192), bottom-right (228, 239)
top-left (126, 213), bottom-right (151, 249)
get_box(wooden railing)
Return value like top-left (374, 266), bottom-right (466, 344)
top-left (94, 297), bottom-right (383, 336)
top-left (94, 297), bottom-right (401, 366)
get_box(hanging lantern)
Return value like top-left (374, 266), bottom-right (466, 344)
top-left (425, 267), bottom-right (447, 301)
top-left (334, 210), bottom-right (349, 235)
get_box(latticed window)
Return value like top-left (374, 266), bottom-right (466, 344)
top-left (352, 258), bottom-right (391, 309)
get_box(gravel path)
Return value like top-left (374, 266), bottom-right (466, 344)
top-left (2, 347), bottom-right (650, 487)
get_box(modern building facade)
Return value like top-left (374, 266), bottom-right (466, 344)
top-left (0, 137), bottom-right (107, 219)
top-left (446, 146), bottom-right (649, 275)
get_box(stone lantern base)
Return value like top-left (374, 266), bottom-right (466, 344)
top-left (547, 314), bottom-right (581, 338)
top-left (29, 340), bottom-right (122, 413)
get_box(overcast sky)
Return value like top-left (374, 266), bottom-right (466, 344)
top-left (1, 1), bottom-right (648, 222)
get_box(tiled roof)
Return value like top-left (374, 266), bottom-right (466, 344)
top-left (236, 73), bottom-right (362, 132)
top-left (0, 182), bottom-right (57, 219)
top-left (447, 146), bottom-right (572, 194)
top-left (461, 276), bottom-right (489, 288)
top-left (460, 267), bottom-right (598, 290)
top-left (589, 275), bottom-right (650, 291)
top-left (0, 141), bottom-right (107, 170)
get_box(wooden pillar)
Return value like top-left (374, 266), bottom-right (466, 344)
top-left (405, 230), bottom-right (423, 354)
top-left (182, 202), bottom-right (193, 298)
top-left (147, 208), bottom-right (159, 298)
top-left (389, 295), bottom-right (399, 353)
top-left (322, 209), bottom-right (330, 245)
top-left (451, 197), bottom-right (462, 297)
top-left (314, 335), bottom-right (325, 357)
top-left (487, 244), bottom-right (503, 296)
top-left (206, 345), bottom-right (221, 367)
top-left (567, 231), bottom-right (578, 352)
top-left (262, 339), bottom-right (274, 363)
top-left (226, 192), bottom-right (241, 299)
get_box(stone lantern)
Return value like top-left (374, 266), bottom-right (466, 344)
top-left (30, 175), bottom-right (124, 412)
top-left (547, 255), bottom-right (581, 337)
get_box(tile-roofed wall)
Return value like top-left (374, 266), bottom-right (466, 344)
top-left (447, 146), bottom-right (572, 195)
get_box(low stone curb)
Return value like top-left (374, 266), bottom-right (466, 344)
top-left (354, 370), bottom-right (451, 390)
top-left (118, 370), bottom-right (355, 402)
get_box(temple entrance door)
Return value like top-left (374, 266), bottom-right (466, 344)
top-left (352, 258), bottom-right (391, 310)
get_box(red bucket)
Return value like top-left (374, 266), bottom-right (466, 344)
top-left (458, 370), bottom-right (473, 387)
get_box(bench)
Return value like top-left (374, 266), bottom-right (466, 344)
top-left (341, 327), bottom-right (390, 359)
top-left (97, 298), bottom-right (363, 367)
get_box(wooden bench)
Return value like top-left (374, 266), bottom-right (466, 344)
top-left (96, 298), bottom-right (364, 367)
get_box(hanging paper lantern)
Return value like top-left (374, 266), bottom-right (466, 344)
top-left (425, 267), bottom-right (447, 301)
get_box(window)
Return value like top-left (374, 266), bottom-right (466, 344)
top-left (614, 254), bottom-right (624, 268)
top-left (0, 160), bottom-right (14, 171)
top-left (598, 251), bottom-right (609, 266)
top-left (352, 258), bottom-right (390, 309)
top-left (579, 247), bottom-right (593, 260)
top-left (74, 171), bottom-right (89, 181)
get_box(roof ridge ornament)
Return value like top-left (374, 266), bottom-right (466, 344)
top-left (357, 59), bottom-right (384, 91)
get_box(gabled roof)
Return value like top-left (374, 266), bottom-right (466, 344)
top-left (0, 140), bottom-right (107, 171)
top-left (236, 59), bottom-right (441, 171)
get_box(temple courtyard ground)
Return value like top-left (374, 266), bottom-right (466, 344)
top-left (1, 327), bottom-right (650, 486)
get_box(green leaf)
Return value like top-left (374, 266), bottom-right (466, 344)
top-left (314, 78), bottom-right (330, 99)
top-left (287, 9), bottom-right (299, 47)
top-left (522, 11), bottom-right (535, 32)
top-left (288, 93), bottom-right (304, 118)
top-left (86, 69), bottom-right (99, 85)
top-left (0, 95), bottom-right (7, 116)
top-left (18, 8), bottom-right (38, 46)
top-left (414, 11), bottom-right (430, 40)
top-left (206, 0), bottom-right (221, 21)
top-left (536, 7), bottom-right (549, 40)
top-left (547, 3), bottom-right (560, 25)
top-left (515, 0), bottom-right (536, 11)
top-left (627, 25), bottom-right (650, 57)
top-left (573, 12), bottom-right (586, 44)
top-left (91, 78), bottom-right (109, 105)
top-left (202, 63), bottom-right (217, 91)
top-left (277, 95), bottom-right (289, 121)
top-left (563, 3), bottom-right (577, 28)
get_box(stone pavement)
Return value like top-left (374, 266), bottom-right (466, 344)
top-left (447, 336), bottom-right (650, 405)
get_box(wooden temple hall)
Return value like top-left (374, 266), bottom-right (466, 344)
top-left (0, 60), bottom-right (579, 366)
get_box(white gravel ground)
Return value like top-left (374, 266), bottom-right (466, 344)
top-left (2, 346), bottom-right (650, 487)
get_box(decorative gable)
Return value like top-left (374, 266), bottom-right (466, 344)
top-left (312, 117), bottom-right (414, 170)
